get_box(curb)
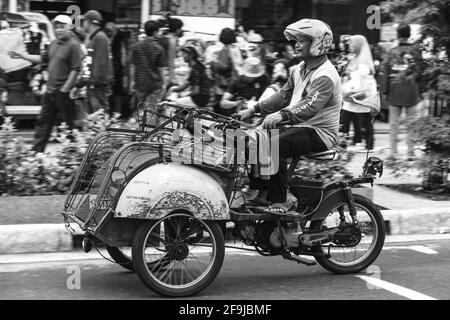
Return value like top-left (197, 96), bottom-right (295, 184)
top-left (380, 207), bottom-right (450, 235)
top-left (1, 207), bottom-right (449, 255)
top-left (0, 224), bottom-right (74, 254)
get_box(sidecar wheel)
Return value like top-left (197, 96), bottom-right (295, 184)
top-left (105, 230), bottom-right (172, 272)
top-left (105, 246), bottom-right (134, 271)
top-left (132, 213), bottom-right (225, 297)
top-left (311, 194), bottom-right (386, 274)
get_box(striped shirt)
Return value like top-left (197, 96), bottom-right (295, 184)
top-left (130, 36), bottom-right (168, 93)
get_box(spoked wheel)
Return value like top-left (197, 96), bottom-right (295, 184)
top-left (311, 194), bottom-right (386, 274)
top-left (105, 226), bottom-right (172, 273)
top-left (132, 213), bottom-right (225, 297)
top-left (105, 245), bottom-right (134, 271)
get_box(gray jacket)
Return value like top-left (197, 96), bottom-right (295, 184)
top-left (258, 56), bottom-right (342, 149)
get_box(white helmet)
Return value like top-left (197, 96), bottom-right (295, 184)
top-left (284, 19), bottom-right (333, 57)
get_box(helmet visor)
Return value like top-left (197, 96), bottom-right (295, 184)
top-left (284, 29), bottom-right (313, 43)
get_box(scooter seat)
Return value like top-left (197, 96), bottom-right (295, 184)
top-left (302, 148), bottom-right (340, 161)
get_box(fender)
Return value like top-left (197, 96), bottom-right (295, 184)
top-left (114, 163), bottom-right (230, 220)
top-left (308, 187), bottom-right (348, 222)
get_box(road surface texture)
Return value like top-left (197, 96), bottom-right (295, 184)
top-left (0, 235), bottom-right (448, 300)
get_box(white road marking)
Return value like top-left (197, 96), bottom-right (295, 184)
top-left (356, 275), bottom-right (438, 300)
top-left (385, 234), bottom-right (450, 243)
top-left (382, 245), bottom-right (439, 255)
top-left (406, 245), bottom-right (439, 255)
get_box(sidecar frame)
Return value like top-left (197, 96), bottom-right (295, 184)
top-left (62, 105), bottom-right (244, 247)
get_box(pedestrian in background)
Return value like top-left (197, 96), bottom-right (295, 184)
top-left (210, 27), bottom-right (244, 116)
top-left (166, 45), bottom-right (212, 109)
top-left (129, 20), bottom-right (169, 124)
top-left (81, 10), bottom-right (114, 114)
top-left (275, 43), bottom-right (298, 69)
top-left (382, 23), bottom-right (423, 160)
top-left (156, 18), bottom-right (171, 66)
top-left (341, 35), bottom-right (377, 150)
top-left (258, 59), bottom-right (289, 102)
top-left (220, 56), bottom-right (269, 116)
top-left (104, 21), bottom-right (130, 117)
top-left (9, 15), bottom-right (81, 153)
top-left (166, 17), bottom-right (184, 86)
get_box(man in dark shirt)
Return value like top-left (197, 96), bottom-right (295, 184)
top-left (220, 57), bottom-right (269, 116)
top-left (129, 20), bottom-right (169, 123)
top-left (10, 15), bottom-right (81, 153)
top-left (166, 45), bottom-right (212, 108)
top-left (104, 22), bottom-right (130, 117)
top-left (81, 10), bottom-right (114, 113)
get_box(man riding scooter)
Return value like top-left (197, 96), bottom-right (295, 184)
top-left (238, 19), bottom-right (342, 213)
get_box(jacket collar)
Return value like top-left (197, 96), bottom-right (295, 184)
top-left (304, 54), bottom-right (328, 71)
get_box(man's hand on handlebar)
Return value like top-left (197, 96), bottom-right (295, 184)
top-left (237, 108), bottom-right (255, 121)
top-left (262, 113), bottom-right (283, 129)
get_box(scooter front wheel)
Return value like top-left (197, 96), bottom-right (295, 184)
top-left (311, 194), bottom-right (386, 274)
top-left (132, 213), bottom-right (225, 297)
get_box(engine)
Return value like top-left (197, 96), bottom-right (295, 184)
top-left (234, 221), bottom-right (303, 253)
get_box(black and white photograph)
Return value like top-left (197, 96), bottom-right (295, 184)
top-left (0, 0), bottom-right (449, 308)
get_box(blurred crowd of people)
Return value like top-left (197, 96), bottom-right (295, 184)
top-left (1, 10), bottom-right (445, 158)
top-left (1, 10), bottom-right (302, 152)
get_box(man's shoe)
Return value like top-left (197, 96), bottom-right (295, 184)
top-left (263, 193), bottom-right (298, 214)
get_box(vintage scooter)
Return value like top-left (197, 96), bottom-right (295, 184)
top-left (62, 102), bottom-right (385, 297)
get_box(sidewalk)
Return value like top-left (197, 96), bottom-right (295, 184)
top-left (1, 120), bottom-right (449, 255)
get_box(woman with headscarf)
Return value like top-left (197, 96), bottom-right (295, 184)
top-left (341, 35), bottom-right (377, 150)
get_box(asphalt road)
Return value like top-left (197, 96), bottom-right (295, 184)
top-left (0, 235), bottom-right (449, 300)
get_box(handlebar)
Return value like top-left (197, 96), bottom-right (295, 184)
top-left (152, 101), bottom-right (289, 131)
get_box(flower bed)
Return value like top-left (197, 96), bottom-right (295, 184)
top-left (0, 110), bottom-right (138, 196)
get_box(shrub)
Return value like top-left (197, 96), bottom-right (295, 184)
top-left (0, 110), bottom-right (138, 196)
top-left (294, 146), bottom-right (356, 183)
top-left (385, 114), bottom-right (450, 190)
top-left (380, 0), bottom-right (450, 191)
